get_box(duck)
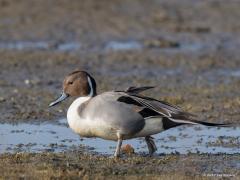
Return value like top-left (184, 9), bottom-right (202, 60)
top-left (49, 70), bottom-right (226, 157)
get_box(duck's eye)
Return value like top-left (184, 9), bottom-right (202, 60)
top-left (68, 81), bottom-right (73, 85)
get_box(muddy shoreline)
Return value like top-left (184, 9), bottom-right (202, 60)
top-left (0, 0), bottom-right (240, 179)
top-left (0, 152), bottom-right (239, 179)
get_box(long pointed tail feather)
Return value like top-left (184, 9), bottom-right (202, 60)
top-left (162, 117), bottom-right (230, 130)
top-left (187, 119), bottom-right (231, 127)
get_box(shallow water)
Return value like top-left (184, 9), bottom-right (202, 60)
top-left (0, 41), bottom-right (49, 50)
top-left (0, 119), bottom-right (239, 155)
top-left (56, 42), bottom-right (81, 52)
top-left (0, 41), bottom-right (81, 52)
top-left (105, 40), bottom-right (142, 51)
top-left (0, 39), bottom-right (220, 53)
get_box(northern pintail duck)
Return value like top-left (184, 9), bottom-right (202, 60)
top-left (49, 70), bottom-right (226, 157)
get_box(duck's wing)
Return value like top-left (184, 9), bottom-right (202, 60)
top-left (115, 88), bottom-right (228, 129)
top-left (116, 88), bottom-right (196, 119)
top-left (129, 94), bottom-right (196, 118)
top-left (125, 86), bottom-right (155, 94)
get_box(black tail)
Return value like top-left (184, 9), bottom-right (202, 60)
top-left (162, 117), bottom-right (230, 130)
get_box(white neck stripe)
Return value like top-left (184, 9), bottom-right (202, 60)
top-left (87, 76), bottom-right (94, 97)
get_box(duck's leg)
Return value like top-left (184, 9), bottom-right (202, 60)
top-left (145, 136), bottom-right (157, 156)
top-left (114, 133), bottom-right (123, 157)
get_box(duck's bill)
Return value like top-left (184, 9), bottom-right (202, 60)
top-left (49, 92), bottom-right (69, 107)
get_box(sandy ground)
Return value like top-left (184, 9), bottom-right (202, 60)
top-left (0, 0), bottom-right (240, 179)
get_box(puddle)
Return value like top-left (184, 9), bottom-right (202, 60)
top-left (179, 42), bottom-right (216, 52)
top-left (217, 69), bottom-right (240, 78)
top-left (104, 40), bottom-right (210, 53)
top-left (0, 41), bottom-right (49, 50)
top-left (200, 69), bottom-right (240, 85)
top-left (56, 42), bottom-right (81, 52)
top-left (0, 39), bottom-right (221, 53)
top-left (203, 69), bottom-right (240, 79)
top-left (0, 41), bottom-right (81, 52)
top-left (0, 40), bottom-right (141, 52)
top-left (0, 119), bottom-right (239, 155)
top-left (105, 40), bottom-right (142, 51)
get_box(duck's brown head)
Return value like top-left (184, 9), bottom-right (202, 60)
top-left (49, 70), bottom-right (96, 107)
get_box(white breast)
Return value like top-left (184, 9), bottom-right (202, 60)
top-left (67, 96), bottom-right (118, 140)
top-left (67, 96), bottom-right (93, 137)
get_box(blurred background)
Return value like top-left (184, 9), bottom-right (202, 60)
top-left (0, 0), bottom-right (240, 124)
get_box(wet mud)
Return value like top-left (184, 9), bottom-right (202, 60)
top-left (0, 0), bottom-right (240, 179)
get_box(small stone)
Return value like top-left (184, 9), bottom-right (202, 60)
top-left (24, 79), bottom-right (30, 85)
top-left (58, 109), bottom-right (63, 113)
top-left (13, 89), bottom-right (19, 93)
top-left (0, 97), bottom-right (5, 102)
top-left (121, 144), bottom-right (135, 155)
